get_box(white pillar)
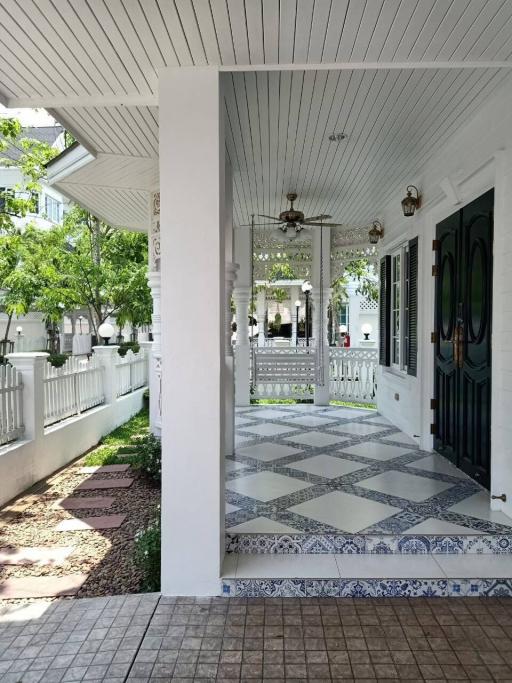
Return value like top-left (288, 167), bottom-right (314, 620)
top-left (92, 345), bottom-right (119, 405)
top-left (312, 226), bottom-right (331, 405)
top-left (234, 225), bottom-right (252, 407)
top-left (290, 285), bottom-right (299, 346)
top-left (223, 160), bottom-right (237, 457)
top-left (148, 189), bottom-right (162, 437)
top-left (233, 286), bottom-right (251, 406)
top-left (160, 66), bottom-right (225, 596)
top-left (7, 352), bottom-right (47, 441)
top-left (256, 288), bottom-right (267, 347)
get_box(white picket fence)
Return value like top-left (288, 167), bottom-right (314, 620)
top-left (329, 348), bottom-right (378, 405)
top-left (0, 364), bottom-right (24, 445)
top-left (115, 349), bottom-right (148, 397)
top-left (43, 355), bottom-right (105, 427)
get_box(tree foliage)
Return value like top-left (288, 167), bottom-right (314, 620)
top-left (0, 117), bottom-right (151, 339)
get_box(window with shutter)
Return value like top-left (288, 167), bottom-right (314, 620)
top-left (379, 255), bottom-right (391, 366)
top-left (407, 237), bottom-right (419, 376)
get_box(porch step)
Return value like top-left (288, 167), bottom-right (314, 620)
top-left (222, 553), bottom-right (512, 597)
top-left (226, 532), bottom-right (512, 555)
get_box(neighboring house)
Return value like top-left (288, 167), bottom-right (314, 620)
top-left (0, 125), bottom-right (70, 231)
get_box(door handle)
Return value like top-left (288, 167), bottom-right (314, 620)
top-left (452, 324), bottom-right (464, 369)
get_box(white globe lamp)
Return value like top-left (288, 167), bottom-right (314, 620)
top-left (98, 322), bottom-right (115, 345)
top-left (362, 323), bottom-right (373, 340)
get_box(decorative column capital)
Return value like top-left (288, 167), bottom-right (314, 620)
top-left (233, 286), bottom-right (251, 304)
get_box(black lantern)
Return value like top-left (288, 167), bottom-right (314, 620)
top-left (401, 185), bottom-right (421, 217)
top-left (368, 220), bottom-right (384, 245)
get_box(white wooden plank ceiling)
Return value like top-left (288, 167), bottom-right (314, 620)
top-left (0, 0), bottom-right (510, 229)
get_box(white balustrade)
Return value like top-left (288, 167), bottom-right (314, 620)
top-left (43, 355), bottom-right (104, 427)
top-left (115, 349), bottom-right (148, 397)
top-left (329, 347), bottom-right (378, 405)
top-left (252, 347), bottom-right (316, 400)
top-left (0, 364), bottom-right (24, 445)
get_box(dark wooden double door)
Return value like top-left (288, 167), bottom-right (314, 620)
top-left (434, 190), bottom-right (493, 489)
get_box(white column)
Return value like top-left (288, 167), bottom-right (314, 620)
top-left (92, 345), bottom-right (119, 405)
top-left (148, 190), bottom-right (162, 437)
top-left (223, 159), bottom-right (237, 458)
top-left (7, 352), bottom-right (47, 441)
top-left (290, 285), bottom-right (299, 346)
top-left (233, 286), bottom-right (251, 406)
top-left (160, 66), bottom-right (225, 595)
top-left (256, 288), bottom-right (267, 347)
top-left (312, 226), bottom-right (331, 405)
top-left (234, 225), bottom-right (252, 407)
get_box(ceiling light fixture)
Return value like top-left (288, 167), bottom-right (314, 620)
top-left (368, 220), bottom-right (384, 244)
top-left (401, 185), bottom-right (421, 217)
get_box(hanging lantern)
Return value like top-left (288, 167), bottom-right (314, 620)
top-left (401, 185), bottom-right (421, 217)
top-left (368, 220), bottom-right (384, 244)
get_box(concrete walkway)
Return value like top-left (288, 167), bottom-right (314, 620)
top-left (1, 593), bottom-right (512, 681)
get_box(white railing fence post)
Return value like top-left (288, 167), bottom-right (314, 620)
top-left (7, 352), bottom-right (48, 441)
top-left (92, 345), bottom-right (119, 405)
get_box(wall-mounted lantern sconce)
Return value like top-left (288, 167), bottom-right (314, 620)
top-left (368, 220), bottom-right (384, 244)
top-left (401, 185), bottom-right (421, 217)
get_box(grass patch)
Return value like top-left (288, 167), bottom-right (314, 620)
top-left (250, 398), bottom-right (376, 410)
top-left (329, 400), bottom-right (377, 410)
top-left (83, 407), bottom-right (150, 466)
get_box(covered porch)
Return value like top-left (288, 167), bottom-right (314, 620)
top-left (3, 1), bottom-right (512, 596)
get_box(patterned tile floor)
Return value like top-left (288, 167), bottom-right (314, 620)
top-left (3, 593), bottom-right (512, 681)
top-left (227, 405), bottom-right (512, 536)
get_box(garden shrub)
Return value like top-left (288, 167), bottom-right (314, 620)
top-left (47, 353), bottom-right (68, 368)
top-left (118, 341), bottom-right (140, 357)
top-left (137, 432), bottom-right (162, 484)
top-left (134, 511), bottom-right (160, 591)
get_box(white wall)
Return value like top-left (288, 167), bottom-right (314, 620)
top-left (0, 388), bottom-right (145, 508)
top-left (377, 73), bottom-right (512, 512)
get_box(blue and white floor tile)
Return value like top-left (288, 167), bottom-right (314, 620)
top-left (227, 404), bottom-right (512, 541)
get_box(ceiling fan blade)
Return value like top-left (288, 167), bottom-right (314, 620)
top-left (303, 221), bottom-right (343, 227)
top-left (239, 222), bottom-right (283, 227)
top-left (303, 214), bottom-right (332, 222)
top-left (257, 214), bottom-right (282, 222)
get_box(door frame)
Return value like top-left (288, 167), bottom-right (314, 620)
top-left (420, 153), bottom-right (502, 507)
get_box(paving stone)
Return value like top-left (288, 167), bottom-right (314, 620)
top-left (0, 574), bottom-right (88, 598)
top-left (76, 478), bottom-right (134, 490)
top-left (0, 546), bottom-right (74, 566)
top-left (53, 497), bottom-right (115, 511)
top-left (79, 465), bottom-right (131, 473)
top-left (55, 515), bottom-right (127, 531)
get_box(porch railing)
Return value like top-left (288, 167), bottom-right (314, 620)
top-left (250, 346), bottom-right (378, 405)
top-left (115, 349), bottom-right (148, 397)
top-left (329, 347), bottom-right (378, 405)
top-left (0, 364), bottom-right (24, 445)
top-left (43, 355), bottom-right (104, 427)
top-left (251, 347), bottom-right (316, 400)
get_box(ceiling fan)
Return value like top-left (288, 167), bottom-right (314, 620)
top-left (245, 192), bottom-right (343, 241)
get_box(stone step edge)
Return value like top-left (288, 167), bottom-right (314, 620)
top-left (226, 532), bottom-right (512, 554)
top-left (222, 577), bottom-right (512, 598)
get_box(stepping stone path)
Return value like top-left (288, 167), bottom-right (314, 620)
top-left (76, 477), bottom-right (134, 490)
top-left (0, 460), bottom-right (134, 599)
top-left (0, 546), bottom-right (74, 566)
top-left (0, 574), bottom-right (88, 598)
top-left (53, 496), bottom-right (115, 510)
top-left (56, 514), bottom-right (126, 531)
top-left (79, 464), bottom-right (131, 473)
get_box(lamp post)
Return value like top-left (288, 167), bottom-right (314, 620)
top-left (98, 321), bottom-right (115, 346)
top-left (78, 315), bottom-right (83, 334)
top-left (302, 281), bottom-right (312, 347)
top-left (294, 299), bottom-right (301, 347)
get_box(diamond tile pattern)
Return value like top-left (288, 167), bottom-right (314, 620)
top-left (228, 405), bottom-right (508, 535)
